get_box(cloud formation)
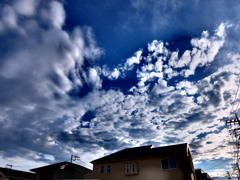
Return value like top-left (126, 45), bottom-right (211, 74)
top-left (0, 0), bottom-right (240, 177)
top-left (0, 0), bottom-right (102, 167)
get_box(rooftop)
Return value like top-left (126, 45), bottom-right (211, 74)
top-left (0, 167), bottom-right (35, 179)
top-left (30, 161), bottom-right (92, 173)
top-left (91, 143), bottom-right (189, 164)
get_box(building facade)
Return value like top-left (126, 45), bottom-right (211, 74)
top-left (30, 161), bottom-right (93, 180)
top-left (91, 143), bottom-right (196, 180)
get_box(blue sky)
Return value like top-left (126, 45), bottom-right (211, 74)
top-left (0, 0), bottom-right (240, 179)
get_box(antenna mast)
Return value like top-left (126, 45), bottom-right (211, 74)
top-left (70, 155), bottom-right (80, 163)
top-left (226, 114), bottom-right (240, 179)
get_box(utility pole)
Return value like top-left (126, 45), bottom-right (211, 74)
top-left (226, 114), bottom-right (240, 179)
top-left (227, 171), bottom-right (232, 180)
top-left (237, 163), bottom-right (240, 180)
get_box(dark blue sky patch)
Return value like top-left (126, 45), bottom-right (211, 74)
top-left (67, 85), bottom-right (91, 99)
top-left (63, 0), bottom-right (143, 66)
top-left (196, 132), bottom-right (210, 139)
top-left (63, 0), bottom-right (220, 67)
top-left (80, 111), bottom-right (95, 128)
top-left (185, 66), bottom-right (215, 83)
top-left (102, 68), bottom-right (139, 93)
top-left (167, 36), bottom-right (192, 56)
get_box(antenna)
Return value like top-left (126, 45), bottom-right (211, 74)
top-left (71, 155), bottom-right (80, 163)
top-left (6, 164), bottom-right (12, 169)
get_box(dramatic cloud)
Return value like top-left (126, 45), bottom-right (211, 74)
top-left (0, 0), bottom-right (102, 167)
top-left (1, 0), bottom-right (240, 178)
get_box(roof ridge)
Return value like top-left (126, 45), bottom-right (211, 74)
top-left (91, 143), bottom-right (189, 164)
top-left (0, 167), bottom-right (34, 174)
top-left (30, 161), bottom-right (91, 172)
top-left (123, 144), bottom-right (153, 150)
top-left (151, 143), bottom-right (188, 149)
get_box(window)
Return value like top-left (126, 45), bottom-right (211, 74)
top-left (125, 163), bottom-right (138, 175)
top-left (106, 165), bottom-right (111, 173)
top-left (161, 158), bottom-right (177, 170)
top-left (100, 166), bottom-right (105, 174)
top-left (100, 165), bottom-right (111, 174)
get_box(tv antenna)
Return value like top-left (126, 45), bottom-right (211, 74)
top-left (6, 164), bottom-right (12, 169)
top-left (71, 155), bottom-right (80, 163)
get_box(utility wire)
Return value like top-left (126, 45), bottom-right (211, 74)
top-left (234, 75), bottom-right (240, 117)
top-left (230, 75), bottom-right (240, 115)
top-left (204, 160), bottom-right (228, 171)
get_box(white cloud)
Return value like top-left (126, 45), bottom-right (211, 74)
top-left (0, 0), bottom-right (104, 166)
top-left (148, 40), bottom-right (169, 57)
top-left (169, 50), bottom-right (192, 68)
top-left (0, 156), bottom-right (48, 172)
top-left (41, 1), bottom-right (65, 29)
top-left (111, 68), bottom-right (121, 79)
top-left (1, 5), bottom-right (18, 30)
top-left (88, 68), bottom-right (102, 89)
top-left (126, 49), bottom-right (143, 67)
top-left (13, 0), bottom-right (38, 16)
top-left (183, 23), bottom-right (227, 77)
top-left (176, 81), bottom-right (198, 95)
top-left (101, 67), bottom-right (121, 80)
top-left (155, 57), bottom-right (163, 72)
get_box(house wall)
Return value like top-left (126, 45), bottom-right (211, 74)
top-left (35, 169), bottom-right (87, 180)
top-left (93, 156), bottom-right (189, 180)
top-left (84, 172), bottom-right (93, 179)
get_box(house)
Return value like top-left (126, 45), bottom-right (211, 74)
top-left (30, 161), bottom-right (93, 180)
top-left (195, 169), bottom-right (212, 180)
top-left (0, 167), bottom-right (35, 180)
top-left (91, 143), bottom-right (196, 180)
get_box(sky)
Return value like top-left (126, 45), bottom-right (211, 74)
top-left (0, 0), bottom-right (240, 179)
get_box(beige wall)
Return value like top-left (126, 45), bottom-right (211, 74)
top-left (93, 157), bottom-right (186, 180)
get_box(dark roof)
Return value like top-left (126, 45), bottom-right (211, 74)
top-left (195, 169), bottom-right (212, 180)
top-left (91, 143), bottom-right (188, 164)
top-left (30, 161), bottom-right (92, 174)
top-left (0, 167), bottom-right (35, 179)
top-left (195, 169), bottom-right (204, 174)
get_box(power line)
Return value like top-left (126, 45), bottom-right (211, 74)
top-left (204, 160), bottom-right (228, 171)
top-left (230, 75), bottom-right (240, 115)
